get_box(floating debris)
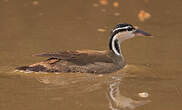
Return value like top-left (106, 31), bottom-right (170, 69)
top-left (138, 92), bottom-right (149, 98)
top-left (108, 81), bottom-right (151, 110)
top-left (93, 3), bottom-right (99, 7)
top-left (99, 0), bottom-right (108, 5)
top-left (98, 74), bottom-right (104, 77)
top-left (97, 28), bottom-right (106, 32)
top-left (114, 12), bottom-right (120, 16)
top-left (138, 10), bottom-right (151, 22)
top-left (113, 2), bottom-right (119, 8)
top-left (32, 1), bottom-right (39, 6)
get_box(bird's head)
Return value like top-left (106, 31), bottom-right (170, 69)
top-left (109, 23), bottom-right (152, 56)
top-left (111, 23), bottom-right (152, 42)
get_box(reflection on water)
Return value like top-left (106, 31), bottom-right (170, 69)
top-left (14, 64), bottom-right (152, 110)
top-left (1, 0), bottom-right (182, 109)
top-left (107, 76), bottom-right (150, 110)
top-left (33, 73), bottom-right (105, 94)
top-left (2, 62), bottom-right (182, 110)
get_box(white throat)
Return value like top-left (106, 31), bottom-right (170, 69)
top-left (111, 36), bottom-right (122, 56)
top-left (110, 32), bottom-right (135, 56)
top-left (117, 31), bottom-right (135, 42)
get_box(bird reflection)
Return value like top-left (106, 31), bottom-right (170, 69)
top-left (107, 77), bottom-right (151, 110)
top-left (33, 72), bottom-right (151, 110)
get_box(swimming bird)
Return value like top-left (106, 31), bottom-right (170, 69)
top-left (16, 23), bottom-right (151, 74)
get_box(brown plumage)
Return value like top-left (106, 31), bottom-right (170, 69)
top-left (16, 50), bottom-right (125, 73)
top-left (16, 23), bottom-right (151, 74)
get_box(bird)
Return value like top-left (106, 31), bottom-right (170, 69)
top-left (16, 23), bottom-right (152, 74)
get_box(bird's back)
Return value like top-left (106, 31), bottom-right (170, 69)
top-left (16, 50), bottom-right (125, 73)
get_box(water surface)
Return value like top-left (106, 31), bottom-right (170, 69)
top-left (0, 0), bottom-right (182, 110)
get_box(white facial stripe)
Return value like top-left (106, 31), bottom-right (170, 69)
top-left (113, 26), bottom-right (132, 32)
top-left (112, 36), bottom-right (121, 56)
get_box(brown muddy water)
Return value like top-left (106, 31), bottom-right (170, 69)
top-left (0, 0), bottom-right (182, 110)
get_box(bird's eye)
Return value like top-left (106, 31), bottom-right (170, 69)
top-left (127, 28), bottom-right (133, 31)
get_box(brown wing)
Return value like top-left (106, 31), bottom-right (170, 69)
top-left (34, 50), bottom-right (113, 65)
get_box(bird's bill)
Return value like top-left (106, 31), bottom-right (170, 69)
top-left (134, 29), bottom-right (152, 37)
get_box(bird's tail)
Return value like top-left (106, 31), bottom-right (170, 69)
top-left (15, 65), bottom-right (47, 72)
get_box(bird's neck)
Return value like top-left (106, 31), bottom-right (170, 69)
top-left (108, 32), bottom-right (127, 68)
top-left (109, 33), bottom-right (123, 57)
top-left (109, 34), bottom-right (126, 68)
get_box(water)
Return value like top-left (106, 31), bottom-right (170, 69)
top-left (0, 0), bottom-right (182, 110)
